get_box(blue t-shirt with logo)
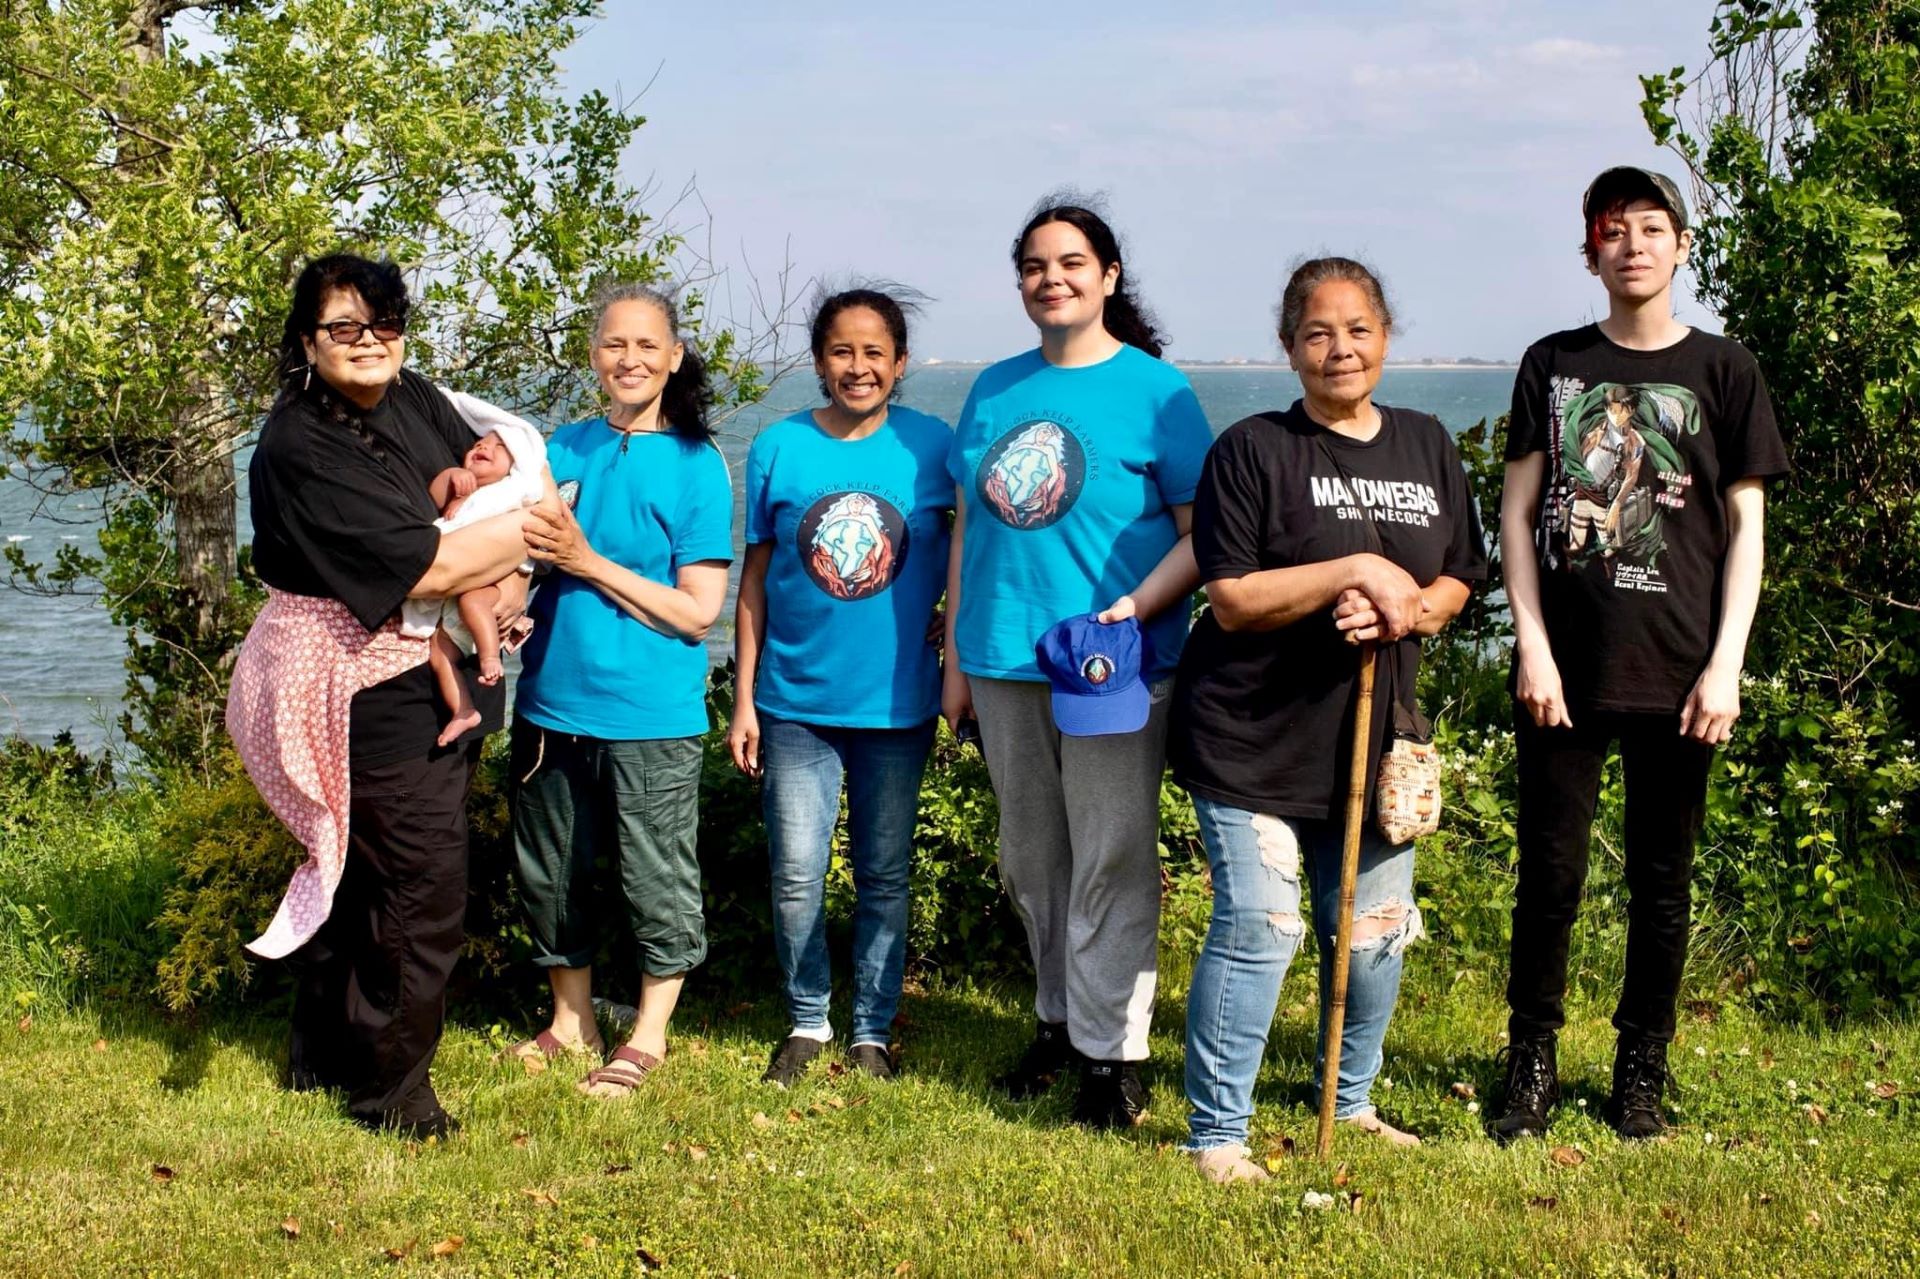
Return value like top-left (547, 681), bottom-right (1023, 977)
top-left (516, 418), bottom-right (734, 740)
top-left (744, 406), bottom-right (954, 728)
top-left (947, 345), bottom-right (1213, 681)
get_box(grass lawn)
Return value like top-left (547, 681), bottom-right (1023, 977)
top-left (1, 964), bottom-right (1914, 1278)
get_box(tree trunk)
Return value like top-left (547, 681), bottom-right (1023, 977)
top-left (172, 402), bottom-right (235, 653)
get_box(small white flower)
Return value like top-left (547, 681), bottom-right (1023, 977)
top-left (1466, 1101), bottom-right (1480, 1114)
top-left (1695, 1046), bottom-right (1708, 1057)
top-left (1795, 778), bottom-right (1812, 790)
top-left (1808, 1138), bottom-right (1820, 1147)
top-left (1576, 1098), bottom-right (1588, 1109)
top-left (1301, 1190), bottom-right (1336, 1212)
top-left (1381, 1077), bottom-right (1394, 1090)
top-left (1705, 1132), bottom-right (1715, 1144)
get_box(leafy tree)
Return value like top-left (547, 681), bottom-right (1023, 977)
top-left (1641, 0), bottom-right (1920, 1009)
top-left (0, 0), bottom-right (762, 766)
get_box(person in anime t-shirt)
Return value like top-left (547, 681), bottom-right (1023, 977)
top-left (1493, 168), bottom-right (1787, 1149)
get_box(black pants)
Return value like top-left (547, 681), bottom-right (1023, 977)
top-left (287, 741), bottom-right (480, 1126)
top-left (1505, 708), bottom-right (1714, 1045)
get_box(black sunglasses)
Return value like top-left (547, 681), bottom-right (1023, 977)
top-left (316, 317), bottom-right (406, 345)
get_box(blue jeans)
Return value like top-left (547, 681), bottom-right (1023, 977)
top-left (1183, 797), bottom-right (1424, 1151)
top-left (760, 714), bottom-right (935, 1044)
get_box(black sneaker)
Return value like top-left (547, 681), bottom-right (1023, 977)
top-left (849, 1043), bottom-right (896, 1080)
top-left (1488, 1034), bottom-right (1560, 1145)
top-left (995, 1021), bottom-right (1077, 1099)
top-left (1072, 1059), bottom-right (1149, 1129)
top-left (761, 1034), bottom-right (827, 1088)
top-left (1604, 1035), bottom-right (1673, 1141)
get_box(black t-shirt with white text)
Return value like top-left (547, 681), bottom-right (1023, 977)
top-left (1170, 404), bottom-right (1488, 820)
top-left (1503, 326), bottom-right (1788, 714)
top-left (249, 375), bottom-right (505, 768)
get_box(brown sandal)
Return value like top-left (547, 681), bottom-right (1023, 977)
top-left (500, 1029), bottom-right (602, 1066)
top-left (579, 1045), bottom-right (663, 1097)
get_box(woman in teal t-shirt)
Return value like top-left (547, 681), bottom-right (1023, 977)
top-left (509, 282), bottom-right (734, 1098)
top-left (944, 200), bottom-right (1213, 1128)
top-left (727, 287), bottom-right (953, 1087)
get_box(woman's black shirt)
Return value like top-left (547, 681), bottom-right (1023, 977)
top-left (249, 375), bottom-right (505, 767)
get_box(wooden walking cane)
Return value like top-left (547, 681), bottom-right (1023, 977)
top-left (1316, 641), bottom-right (1377, 1159)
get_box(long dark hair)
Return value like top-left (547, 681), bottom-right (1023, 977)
top-left (1011, 196), bottom-right (1167, 358)
top-left (588, 280), bottom-right (714, 440)
top-left (275, 254), bottom-right (412, 456)
top-left (807, 283), bottom-right (923, 402)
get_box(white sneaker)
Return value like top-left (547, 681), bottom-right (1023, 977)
top-left (1192, 1145), bottom-right (1272, 1184)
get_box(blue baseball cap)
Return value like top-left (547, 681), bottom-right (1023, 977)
top-left (1034, 613), bottom-right (1153, 737)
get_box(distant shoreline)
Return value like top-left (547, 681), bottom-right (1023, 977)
top-left (914, 360), bottom-right (1519, 372)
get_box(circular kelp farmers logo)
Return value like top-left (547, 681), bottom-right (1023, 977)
top-left (798, 490), bottom-right (911, 600)
top-left (976, 419), bottom-right (1086, 529)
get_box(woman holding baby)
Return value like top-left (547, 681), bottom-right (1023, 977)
top-left (234, 253), bottom-right (547, 1139)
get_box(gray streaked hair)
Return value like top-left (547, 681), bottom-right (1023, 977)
top-left (1275, 256), bottom-right (1396, 347)
top-left (589, 279), bottom-right (682, 344)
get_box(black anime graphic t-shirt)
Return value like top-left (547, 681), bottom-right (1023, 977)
top-left (1170, 404), bottom-right (1488, 820)
top-left (1504, 326), bottom-right (1789, 714)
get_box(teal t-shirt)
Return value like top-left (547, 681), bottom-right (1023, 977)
top-left (947, 345), bottom-right (1213, 681)
top-left (744, 406), bottom-right (954, 728)
top-left (516, 418), bottom-right (734, 739)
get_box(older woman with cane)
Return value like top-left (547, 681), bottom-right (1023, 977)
top-left (1168, 258), bottom-right (1486, 1182)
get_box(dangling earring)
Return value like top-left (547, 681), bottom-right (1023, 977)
top-left (300, 364), bottom-right (312, 392)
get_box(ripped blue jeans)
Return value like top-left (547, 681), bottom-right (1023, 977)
top-left (1183, 797), bottom-right (1423, 1151)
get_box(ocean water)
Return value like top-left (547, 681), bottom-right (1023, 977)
top-left (0, 365), bottom-right (1513, 751)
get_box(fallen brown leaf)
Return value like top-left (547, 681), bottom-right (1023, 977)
top-left (1806, 1210), bottom-right (1823, 1228)
top-left (1549, 1146), bottom-right (1586, 1168)
top-left (750, 1112), bottom-right (774, 1130)
top-left (1871, 1081), bottom-right (1899, 1100)
top-left (281, 1217), bottom-right (301, 1240)
top-left (1527, 1195), bottom-right (1558, 1210)
top-left (579, 1236), bottom-right (598, 1250)
top-left (521, 1188), bottom-right (559, 1208)
top-left (823, 1096), bottom-right (847, 1110)
top-left (1449, 1081), bottom-right (1476, 1101)
top-left (1332, 1163), bottom-right (1352, 1188)
top-left (604, 1163), bottom-right (631, 1176)
top-left (785, 1108), bottom-right (804, 1125)
top-left (510, 1132), bottom-right (529, 1148)
top-left (1804, 1103), bottom-right (1829, 1125)
top-left (826, 1060), bottom-right (850, 1080)
top-left (91, 1039), bottom-right (107, 1053)
top-left (637, 1246), bottom-right (664, 1271)
top-left (1010, 1226), bottom-right (1034, 1245)
top-left (429, 1237), bottom-right (464, 1258)
top-left (521, 1054), bottom-right (548, 1076)
top-left (687, 1145), bottom-right (709, 1162)
top-left (16, 1015), bottom-right (30, 1033)
top-left (384, 1240), bottom-right (417, 1262)
top-left (151, 1165), bottom-right (176, 1183)
top-left (1758, 1193), bottom-right (1774, 1205)
top-left (1660, 1206), bottom-right (1689, 1233)
top-left (893, 1263), bottom-right (914, 1277)
top-left (727, 1001), bottom-right (754, 1016)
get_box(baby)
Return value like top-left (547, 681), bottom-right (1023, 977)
top-left (407, 423), bottom-right (544, 745)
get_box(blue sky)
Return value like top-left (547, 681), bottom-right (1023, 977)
top-left (562, 1), bottom-right (1725, 363)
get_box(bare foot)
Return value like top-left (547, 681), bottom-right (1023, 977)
top-left (437, 706), bottom-right (482, 747)
top-left (477, 656), bottom-right (504, 686)
top-left (1344, 1111), bottom-right (1422, 1148)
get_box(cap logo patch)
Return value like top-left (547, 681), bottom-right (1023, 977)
top-left (1081, 655), bottom-right (1114, 685)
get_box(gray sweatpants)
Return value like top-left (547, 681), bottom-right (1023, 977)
top-left (970, 675), bottom-right (1171, 1061)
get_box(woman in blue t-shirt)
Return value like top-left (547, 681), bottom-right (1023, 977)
top-left (944, 199), bottom-right (1213, 1128)
top-left (727, 287), bottom-right (953, 1087)
top-left (508, 282), bottom-right (735, 1098)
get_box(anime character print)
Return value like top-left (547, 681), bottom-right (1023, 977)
top-left (800, 490), bottom-right (908, 601)
top-left (1553, 381), bottom-right (1700, 572)
top-left (978, 419), bottom-right (1085, 530)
